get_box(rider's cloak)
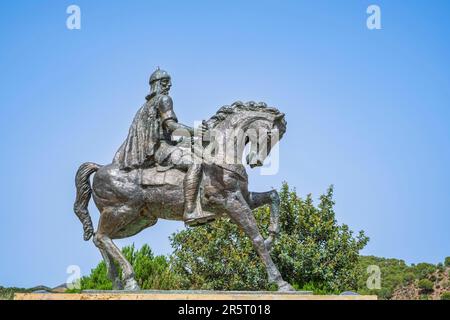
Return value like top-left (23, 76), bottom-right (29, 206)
top-left (113, 94), bottom-right (178, 170)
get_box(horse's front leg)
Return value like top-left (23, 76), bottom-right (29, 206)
top-left (225, 191), bottom-right (293, 291)
top-left (248, 190), bottom-right (280, 252)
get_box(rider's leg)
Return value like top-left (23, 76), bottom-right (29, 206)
top-left (183, 163), bottom-right (202, 217)
top-left (169, 149), bottom-right (204, 221)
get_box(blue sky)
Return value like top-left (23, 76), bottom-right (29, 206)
top-left (0, 0), bottom-right (449, 287)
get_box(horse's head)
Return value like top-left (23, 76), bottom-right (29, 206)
top-left (206, 101), bottom-right (287, 167)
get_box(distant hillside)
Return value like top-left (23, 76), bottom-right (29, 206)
top-left (0, 284), bottom-right (67, 300)
top-left (357, 255), bottom-right (450, 300)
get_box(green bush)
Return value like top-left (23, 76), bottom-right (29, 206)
top-left (441, 292), bottom-right (450, 300)
top-left (418, 279), bottom-right (434, 292)
top-left (80, 260), bottom-right (113, 290)
top-left (0, 286), bottom-right (32, 300)
top-left (404, 272), bottom-right (416, 283)
top-left (413, 263), bottom-right (436, 280)
top-left (293, 282), bottom-right (338, 295)
top-left (378, 287), bottom-right (394, 300)
top-left (122, 245), bottom-right (182, 290)
top-left (81, 244), bottom-right (182, 290)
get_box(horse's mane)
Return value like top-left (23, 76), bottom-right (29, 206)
top-left (208, 101), bottom-right (286, 135)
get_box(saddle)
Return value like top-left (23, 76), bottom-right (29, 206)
top-left (140, 165), bottom-right (217, 227)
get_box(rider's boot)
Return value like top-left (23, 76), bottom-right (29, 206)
top-left (183, 164), bottom-right (215, 226)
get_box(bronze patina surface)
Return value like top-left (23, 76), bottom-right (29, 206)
top-left (73, 69), bottom-right (290, 291)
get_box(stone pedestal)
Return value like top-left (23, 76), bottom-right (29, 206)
top-left (14, 290), bottom-right (377, 300)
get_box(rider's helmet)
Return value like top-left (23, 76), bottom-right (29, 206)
top-left (149, 67), bottom-right (171, 84)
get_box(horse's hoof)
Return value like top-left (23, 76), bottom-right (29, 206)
top-left (113, 279), bottom-right (124, 290)
top-left (124, 278), bottom-right (140, 291)
top-left (277, 281), bottom-right (295, 292)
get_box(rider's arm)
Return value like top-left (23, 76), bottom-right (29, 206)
top-left (165, 120), bottom-right (194, 136)
top-left (158, 95), bottom-right (194, 135)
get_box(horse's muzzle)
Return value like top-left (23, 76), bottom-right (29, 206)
top-left (247, 151), bottom-right (264, 168)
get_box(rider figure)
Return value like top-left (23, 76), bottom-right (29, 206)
top-left (113, 68), bottom-right (207, 225)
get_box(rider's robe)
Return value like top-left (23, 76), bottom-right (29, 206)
top-left (113, 94), bottom-right (178, 170)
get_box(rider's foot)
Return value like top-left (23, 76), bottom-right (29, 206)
top-left (184, 210), bottom-right (216, 227)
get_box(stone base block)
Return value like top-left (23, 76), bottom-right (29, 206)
top-left (14, 290), bottom-right (377, 300)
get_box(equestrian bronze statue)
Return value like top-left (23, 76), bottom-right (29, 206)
top-left (73, 68), bottom-right (292, 291)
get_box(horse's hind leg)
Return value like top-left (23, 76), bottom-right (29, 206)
top-left (225, 191), bottom-right (294, 291)
top-left (94, 232), bottom-right (140, 290)
top-left (93, 239), bottom-right (123, 290)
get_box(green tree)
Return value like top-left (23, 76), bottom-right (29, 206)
top-left (170, 183), bottom-right (369, 293)
top-left (444, 257), bottom-right (450, 267)
top-left (413, 263), bottom-right (436, 280)
top-left (80, 244), bottom-right (182, 290)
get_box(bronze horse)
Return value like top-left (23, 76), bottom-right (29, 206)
top-left (73, 101), bottom-right (293, 291)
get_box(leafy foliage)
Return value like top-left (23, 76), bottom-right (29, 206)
top-left (80, 260), bottom-right (113, 290)
top-left (81, 244), bottom-right (181, 290)
top-left (357, 256), bottom-right (450, 299)
top-left (445, 257), bottom-right (450, 267)
top-left (418, 279), bottom-right (434, 292)
top-left (413, 263), bottom-right (436, 280)
top-left (170, 183), bottom-right (369, 293)
top-left (441, 292), bottom-right (450, 300)
top-left (357, 256), bottom-right (411, 299)
top-left (0, 286), bottom-right (32, 300)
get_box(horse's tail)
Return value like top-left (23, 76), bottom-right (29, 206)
top-left (74, 162), bottom-right (101, 241)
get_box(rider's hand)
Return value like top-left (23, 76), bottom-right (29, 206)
top-left (196, 121), bottom-right (209, 138)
